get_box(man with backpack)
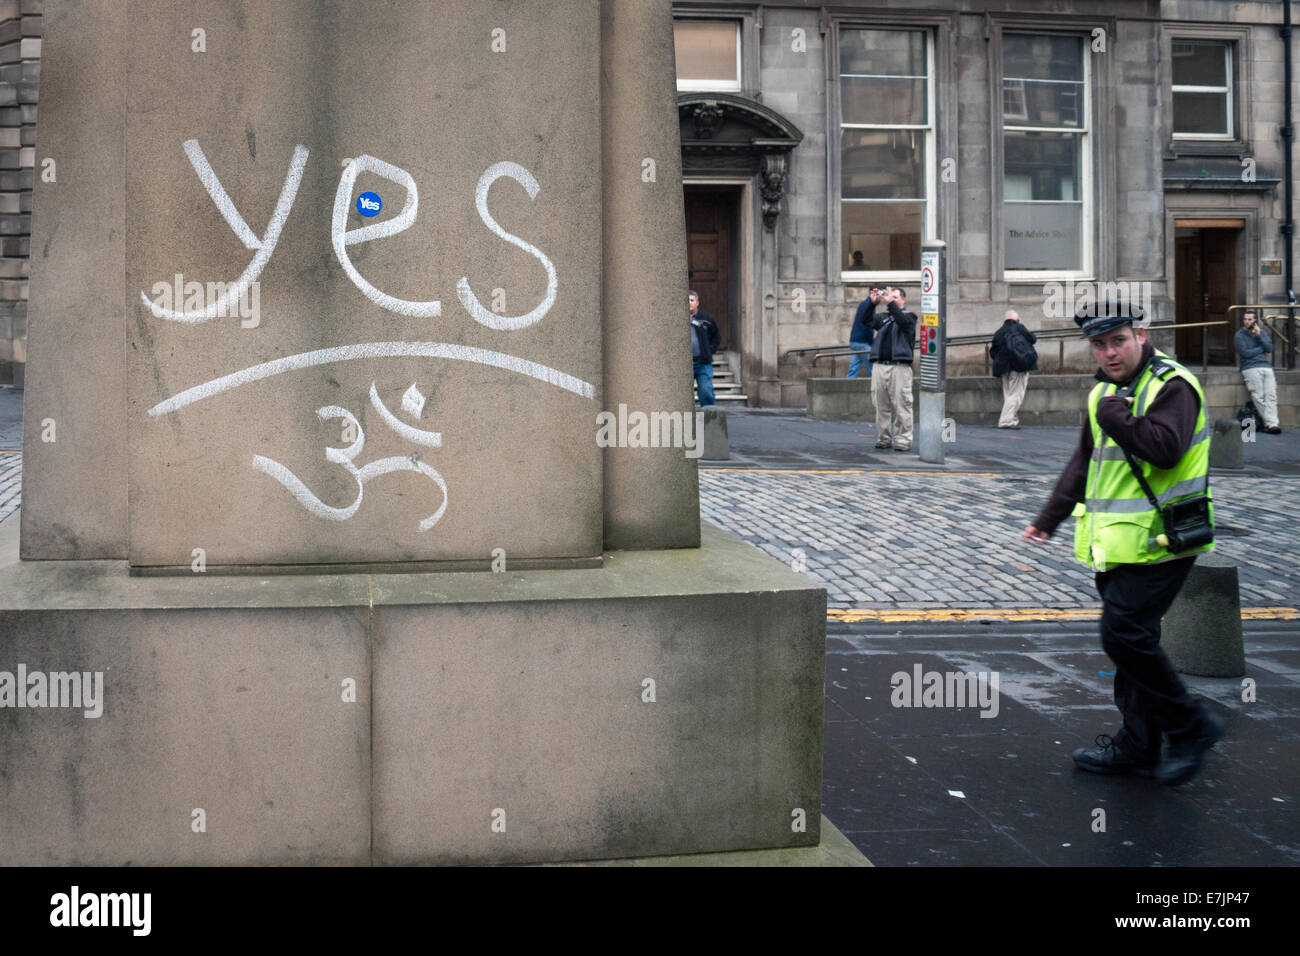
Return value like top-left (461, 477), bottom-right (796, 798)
top-left (990, 309), bottom-right (1038, 428)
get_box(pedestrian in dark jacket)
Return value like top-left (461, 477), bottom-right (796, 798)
top-left (989, 309), bottom-right (1037, 428)
top-left (846, 291), bottom-right (877, 379)
top-left (689, 290), bottom-right (721, 406)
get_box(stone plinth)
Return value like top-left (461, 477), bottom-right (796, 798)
top-left (0, 517), bottom-right (824, 865)
top-left (21, 0), bottom-right (698, 568)
top-left (5, 0), bottom-right (825, 868)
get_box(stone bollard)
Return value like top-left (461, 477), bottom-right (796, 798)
top-left (702, 406), bottom-right (729, 460)
top-left (1161, 552), bottom-right (1246, 677)
top-left (1208, 418), bottom-right (1244, 470)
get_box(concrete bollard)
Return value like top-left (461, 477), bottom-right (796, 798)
top-left (1209, 418), bottom-right (1244, 470)
top-left (1161, 552), bottom-right (1247, 677)
top-left (702, 406), bottom-right (729, 460)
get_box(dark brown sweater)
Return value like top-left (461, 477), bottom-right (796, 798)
top-left (1034, 342), bottom-right (1202, 536)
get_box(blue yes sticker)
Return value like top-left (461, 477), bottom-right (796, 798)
top-left (356, 191), bottom-right (382, 217)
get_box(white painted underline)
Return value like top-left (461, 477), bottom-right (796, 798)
top-left (147, 342), bottom-right (596, 417)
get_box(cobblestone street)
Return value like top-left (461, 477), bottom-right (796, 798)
top-left (701, 469), bottom-right (1300, 611)
top-left (0, 453), bottom-right (18, 524)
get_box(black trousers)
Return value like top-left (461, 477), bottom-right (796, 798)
top-left (1093, 556), bottom-right (1201, 760)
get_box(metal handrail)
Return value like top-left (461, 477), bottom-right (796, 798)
top-left (954, 320), bottom-right (1226, 374)
top-left (791, 317), bottom-right (1248, 376)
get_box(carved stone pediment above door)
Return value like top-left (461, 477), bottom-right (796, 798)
top-left (678, 93), bottom-right (803, 231)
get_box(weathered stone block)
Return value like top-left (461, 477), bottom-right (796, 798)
top-left (1209, 418), bottom-right (1244, 469)
top-left (702, 406), bottom-right (729, 460)
top-left (806, 376), bottom-right (874, 421)
top-left (1162, 552), bottom-right (1246, 679)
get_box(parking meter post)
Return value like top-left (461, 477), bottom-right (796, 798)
top-left (917, 240), bottom-right (946, 464)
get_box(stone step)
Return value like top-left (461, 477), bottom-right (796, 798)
top-left (695, 390), bottom-right (748, 403)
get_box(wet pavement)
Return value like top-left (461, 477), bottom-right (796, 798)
top-left (824, 621), bottom-right (1298, 866)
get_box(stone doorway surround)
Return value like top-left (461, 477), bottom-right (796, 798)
top-left (679, 93), bottom-right (802, 407)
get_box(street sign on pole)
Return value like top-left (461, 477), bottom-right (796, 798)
top-left (917, 241), bottom-right (947, 463)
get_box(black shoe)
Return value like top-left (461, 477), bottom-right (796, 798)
top-left (1071, 735), bottom-right (1156, 776)
top-left (1156, 711), bottom-right (1224, 787)
top-left (874, 440), bottom-right (891, 449)
top-left (1264, 425), bottom-right (1282, 434)
top-left (893, 445), bottom-right (911, 452)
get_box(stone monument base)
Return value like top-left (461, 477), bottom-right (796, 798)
top-left (0, 514), bottom-right (824, 865)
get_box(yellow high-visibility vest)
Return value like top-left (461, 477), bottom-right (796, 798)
top-left (1072, 351), bottom-right (1214, 569)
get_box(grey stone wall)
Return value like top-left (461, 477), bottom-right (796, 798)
top-left (0, 0), bottom-right (37, 387)
top-left (683, 0), bottom-right (1299, 402)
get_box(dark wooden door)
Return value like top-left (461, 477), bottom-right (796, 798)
top-left (1174, 236), bottom-right (1202, 361)
top-left (1174, 229), bottom-right (1238, 365)
top-left (1203, 229), bottom-right (1236, 365)
top-left (684, 189), bottom-right (734, 352)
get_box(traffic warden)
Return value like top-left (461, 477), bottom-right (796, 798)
top-left (1022, 300), bottom-right (1224, 786)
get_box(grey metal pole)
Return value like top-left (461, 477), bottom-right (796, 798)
top-left (917, 240), bottom-right (947, 464)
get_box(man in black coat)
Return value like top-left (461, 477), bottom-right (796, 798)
top-left (989, 309), bottom-right (1037, 428)
top-left (689, 290), bottom-right (721, 406)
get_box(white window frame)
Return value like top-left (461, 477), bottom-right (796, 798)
top-left (839, 28), bottom-right (936, 284)
top-left (674, 20), bottom-right (742, 93)
top-left (1003, 32), bottom-right (1092, 282)
top-left (1171, 40), bottom-right (1233, 141)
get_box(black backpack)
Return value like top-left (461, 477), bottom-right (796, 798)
top-left (1237, 400), bottom-right (1258, 428)
top-left (1006, 325), bottom-right (1038, 372)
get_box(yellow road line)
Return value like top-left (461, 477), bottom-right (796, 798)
top-left (701, 468), bottom-right (1002, 476)
top-left (702, 468), bottom-right (866, 474)
top-left (827, 606), bottom-right (1300, 623)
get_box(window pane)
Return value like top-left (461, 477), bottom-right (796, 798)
top-left (842, 201), bottom-right (925, 271)
top-left (1005, 202), bottom-right (1082, 270)
top-left (840, 29), bottom-right (926, 77)
top-left (1003, 79), bottom-right (1083, 128)
top-left (1004, 34), bottom-right (1083, 82)
top-left (841, 76), bottom-right (927, 125)
top-left (1004, 131), bottom-right (1080, 201)
top-left (843, 129), bottom-right (926, 199)
top-left (1172, 40), bottom-right (1227, 87)
top-left (674, 21), bottom-right (739, 84)
top-left (1173, 91), bottom-right (1230, 135)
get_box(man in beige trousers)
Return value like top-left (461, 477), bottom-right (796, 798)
top-left (990, 309), bottom-right (1037, 428)
top-left (869, 287), bottom-right (919, 452)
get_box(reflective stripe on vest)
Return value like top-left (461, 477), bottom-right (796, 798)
top-left (1072, 350), bottom-right (1214, 569)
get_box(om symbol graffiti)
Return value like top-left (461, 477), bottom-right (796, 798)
top-left (251, 382), bottom-right (448, 531)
